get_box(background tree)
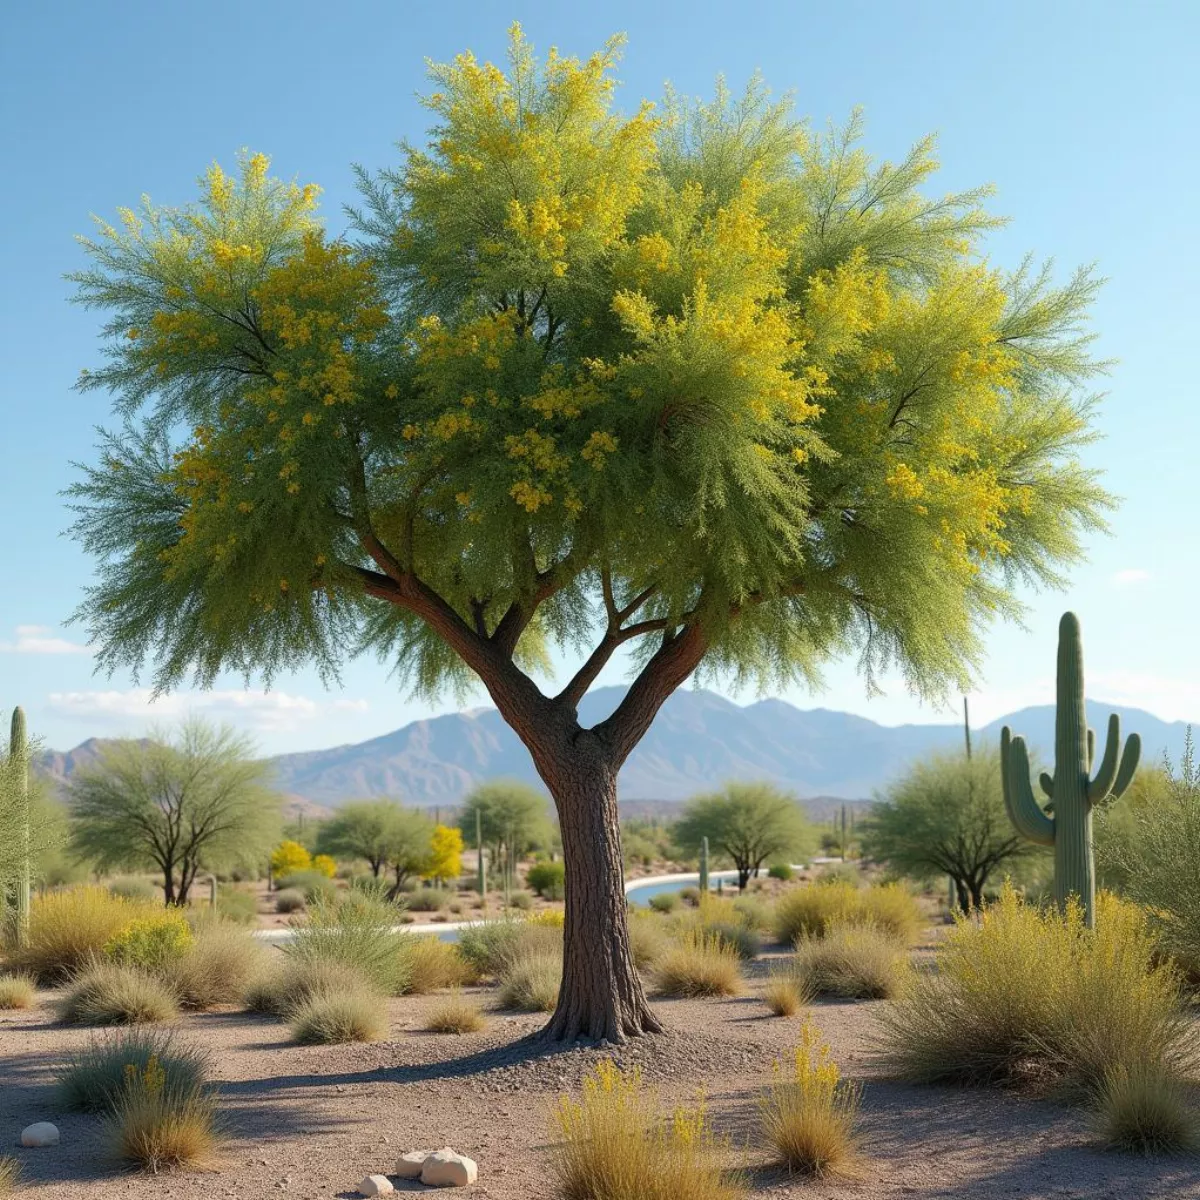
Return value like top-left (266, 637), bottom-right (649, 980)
top-left (1094, 763), bottom-right (1171, 893)
top-left (674, 782), bottom-right (813, 889)
top-left (68, 720), bottom-right (280, 904)
top-left (861, 751), bottom-right (1029, 911)
top-left (423, 823), bottom-right (463, 885)
top-left (383, 806), bottom-right (436, 896)
top-left (458, 779), bottom-right (553, 885)
top-left (68, 30), bottom-right (1113, 1039)
top-left (316, 799), bottom-right (405, 877)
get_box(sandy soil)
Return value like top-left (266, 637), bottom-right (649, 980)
top-left (4, 951), bottom-right (1198, 1200)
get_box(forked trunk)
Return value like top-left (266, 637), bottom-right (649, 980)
top-left (540, 739), bottom-right (661, 1043)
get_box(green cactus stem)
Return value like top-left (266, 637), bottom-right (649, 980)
top-left (476, 809), bottom-right (486, 898)
top-left (1000, 612), bottom-right (1141, 928)
top-left (699, 836), bottom-right (709, 895)
top-left (11, 707), bottom-right (30, 946)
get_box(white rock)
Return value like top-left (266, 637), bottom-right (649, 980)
top-left (21, 1122), bottom-right (59, 1147)
top-left (395, 1150), bottom-right (433, 1178)
top-left (420, 1148), bottom-right (478, 1187)
top-left (358, 1174), bottom-right (394, 1196)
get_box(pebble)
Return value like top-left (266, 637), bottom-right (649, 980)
top-left (21, 1122), bottom-right (59, 1147)
top-left (358, 1174), bottom-right (394, 1197)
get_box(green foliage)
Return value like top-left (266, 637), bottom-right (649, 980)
top-left (674, 782), bottom-right (814, 890)
top-left (57, 1027), bottom-right (210, 1113)
top-left (104, 914), bottom-right (194, 970)
top-left (274, 888), bottom-right (305, 913)
top-left (1001, 612), bottom-right (1141, 927)
top-left (164, 918), bottom-right (267, 1010)
top-left (67, 719), bottom-right (281, 905)
top-left (58, 960), bottom-right (180, 1025)
top-left (275, 869), bottom-right (338, 904)
top-left (862, 750), bottom-right (1031, 910)
top-left (622, 817), bottom-right (676, 868)
top-left (526, 858), bottom-right (566, 899)
top-left (107, 876), bottom-right (160, 903)
top-left (406, 885), bottom-right (446, 912)
top-left (245, 956), bottom-right (375, 1018)
top-left (214, 885), bottom-right (258, 925)
top-left (648, 891), bottom-right (679, 913)
top-left (457, 917), bottom-right (562, 980)
top-left (459, 780), bottom-right (553, 868)
top-left (315, 799), bottom-right (433, 882)
top-left (768, 862), bottom-right (794, 881)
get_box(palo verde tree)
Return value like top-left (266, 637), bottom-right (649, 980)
top-left (68, 29), bottom-right (1112, 1040)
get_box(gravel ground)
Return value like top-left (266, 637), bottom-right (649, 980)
top-left (4, 955), bottom-right (1199, 1199)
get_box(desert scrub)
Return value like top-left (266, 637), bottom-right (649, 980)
top-left (425, 995), bottom-right (486, 1034)
top-left (275, 870), bottom-right (338, 905)
top-left (649, 891), bottom-right (680, 914)
top-left (673, 897), bottom-right (762, 959)
top-left (58, 960), bottom-right (179, 1026)
top-left (406, 886), bottom-right (448, 912)
top-left (108, 1054), bottom-right (219, 1172)
top-left (653, 930), bottom-right (743, 998)
top-left (553, 1059), bottom-right (745, 1200)
top-left (732, 894), bottom-right (773, 932)
top-left (793, 923), bottom-right (909, 1000)
top-left (105, 913), bottom-right (194, 970)
top-left (289, 986), bottom-right (387, 1044)
top-left (507, 889), bottom-right (535, 911)
top-left (761, 1019), bottom-right (861, 1177)
top-left (877, 885), bottom-right (1190, 1095)
top-left (107, 876), bottom-right (160, 902)
top-left (245, 956), bottom-right (377, 1018)
top-left (763, 969), bottom-right (812, 1017)
top-left (1093, 1062), bottom-right (1200, 1155)
top-left (774, 882), bottom-right (921, 947)
top-left (402, 935), bottom-right (470, 994)
top-left (526, 859), bottom-right (565, 900)
top-left (457, 918), bottom-right (562, 980)
top-left (57, 1027), bottom-right (209, 1112)
top-left (283, 892), bottom-right (412, 996)
top-left (274, 888), bottom-right (305, 914)
top-left (498, 950), bottom-right (562, 1012)
top-left (214, 886), bottom-right (258, 926)
top-left (8, 886), bottom-right (158, 983)
top-left (628, 911), bottom-right (670, 972)
top-left (0, 972), bottom-right (35, 1009)
top-left (165, 918), bottom-right (267, 1010)
top-left (0, 1157), bottom-right (18, 1196)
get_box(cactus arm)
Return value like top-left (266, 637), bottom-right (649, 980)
top-left (1087, 727), bottom-right (1095, 770)
top-left (1039, 772), bottom-right (1055, 799)
top-left (1001, 726), bottom-right (1056, 845)
top-left (1110, 732), bottom-right (1141, 800)
top-left (1088, 713), bottom-right (1123, 799)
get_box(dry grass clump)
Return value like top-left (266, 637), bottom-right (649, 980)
top-left (58, 960), bottom-right (179, 1026)
top-left (653, 931), bottom-right (743, 998)
top-left (628, 912), bottom-right (670, 972)
top-left (403, 935), bottom-right (471, 994)
top-left (165, 918), bottom-right (268, 1011)
top-left (763, 969), bottom-right (812, 1017)
top-left (108, 1054), bottom-right (219, 1172)
top-left (672, 897), bottom-right (762, 960)
top-left (878, 886), bottom-right (1190, 1096)
top-left (274, 888), bottom-right (306, 914)
top-left (553, 1059), bottom-right (745, 1200)
top-left (793, 923), bottom-right (909, 1000)
top-left (8, 887), bottom-right (159, 983)
top-left (498, 950), bottom-right (562, 1013)
top-left (244, 955), bottom-right (375, 1018)
top-left (1093, 1062), bottom-right (1200, 1155)
top-left (0, 1157), bottom-right (19, 1196)
top-left (57, 1027), bottom-right (210, 1113)
top-left (761, 1019), bottom-right (860, 1177)
top-left (0, 972), bottom-right (35, 1009)
top-left (457, 918), bottom-right (562, 980)
top-left (425, 995), bottom-right (486, 1034)
top-left (648, 891), bottom-right (680, 914)
top-left (774, 882), bottom-right (921, 947)
top-left (289, 986), bottom-right (388, 1044)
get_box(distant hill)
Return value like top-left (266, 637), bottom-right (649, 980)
top-left (38, 687), bottom-right (1192, 812)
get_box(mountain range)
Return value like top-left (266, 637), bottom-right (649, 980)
top-left (38, 686), bottom-right (1192, 812)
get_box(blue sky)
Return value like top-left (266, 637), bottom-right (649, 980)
top-left (1, 0), bottom-right (1197, 755)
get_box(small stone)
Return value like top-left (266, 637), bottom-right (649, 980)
top-left (21, 1122), bottom-right (59, 1147)
top-left (395, 1150), bottom-right (432, 1179)
top-left (358, 1175), bottom-right (394, 1197)
top-left (420, 1148), bottom-right (478, 1188)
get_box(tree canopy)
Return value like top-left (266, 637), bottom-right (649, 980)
top-left (861, 750), bottom-right (1030, 910)
top-left (67, 719), bottom-right (280, 904)
top-left (316, 797), bottom-right (434, 889)
top-left (458, 778), bottom-right (552, 861)
top-left (673, 781), bottom-right (813, 889)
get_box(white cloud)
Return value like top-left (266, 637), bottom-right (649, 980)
top-left (1111, 568), bottom-right (1151, 587)
top-left (1087, 671), bottom-right (1200, 724)
top-left (0, 625), bottom-right (91, 655)
top-left (46, 688), bottom-right (366, 733)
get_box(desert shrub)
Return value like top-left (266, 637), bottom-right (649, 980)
top-left (815, 863), bottom-right (861, 887)
top-left (528, 909), bottom-right (565, 928)
top-left (554, 1059), bottom-right (744, 1200)
top-left (1093, 1062), bottom-right (1199, 1155)
top-left (526, 859), bottom-right (566, 900)
top-left (673, 897), bottom-right (761, 959)
top-left (498, 951), bottom-right (562, 1012)
top-left (707, 922), bottom-right (761, 960)
top-left (108, 1054), bottom-right (218, 1171)
top-left (508, 890), bottom-right (534, 911)
top-left (678, 886), bottom-right (701, 906)
top-left (654, 931), bottom-right (743, 998)
top-left (0, 972), bottom-right (35, 1009)
top-left (214, 886), bottom-right (258, 926)
top-left (283, 892), bottom-right (411, 996)
top-left (104, 913), bottom-right (194, 971)
top-left (425, 995), bottom-right (486, 1034)
top-left (164, 919), bottom-right (267, 1010)
top-left (0, 1157), bottom-right (17, 1196)
top-left (270, 840), bottom-right (311, 877)
top-left (275, 870), bottom-right (337, 905)
top-left (274, 888), bottom-right (306, 914)
top-left (732, 894), bottom-right (772, 932)
top-left (761, 1020), bottom-right (860, 1177)
top-left (407, 886), bottom-right (447, 912)
top-left (628, 912), bottom-right (670, 972)
top-left (774, 882), bottom-right (920, 947)
top-left (58, 960), bottom-right (179, 1026)
top-left (877, 886), bottom-right (1189, 1095)
top-left (108, 876), bottom-right (160, 902)
top-left (768, 863), bottom-right (794, 882)
top-left (457, 918), bottom-right (562, 980)
top-left (311, 854), bottom-right (337, 878)
top-left (9, 886), bottom-right (157, 983)
top-left (763, 969), bottom-right (812, 1017)
top-left (289, 987), bottom-right (388, 1044)
top-left (648, 891), bottom-right (679, 914)
top-left (57, 1027), bottom-right (209, 1112)
top-left (793, 923), bottom-right (908, 1000)
top-left (245, 956), bottom-right (376, 1018)
top-left (402, 936), bottom-right (470, 994)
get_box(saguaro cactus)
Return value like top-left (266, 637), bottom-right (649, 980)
top-left (1000, 612), bottom-right (1140, 928)
top-left (11, 707), bottom-right (30, 945)
top-left (699, 836), bottom-right (709, 895)
top-left (476, 809), bottom-right (487, 898)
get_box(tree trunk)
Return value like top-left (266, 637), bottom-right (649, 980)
top-left (541, 737), bottom-right (661, 1043)
top-left (737, 865), bottom-right (751, 891)
top-left (162, 861), bottom-right (176, 906)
